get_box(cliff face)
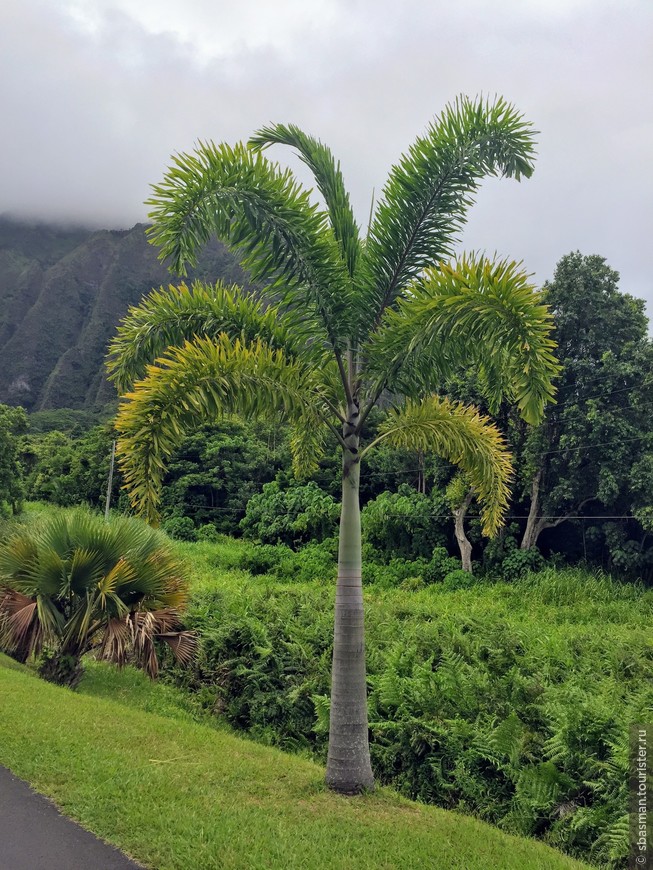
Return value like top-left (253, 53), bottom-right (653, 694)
top-left (0, 218), bottom-right (248, 410)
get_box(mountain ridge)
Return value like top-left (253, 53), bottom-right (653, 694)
top-left (0, 217), bottom-right (249, 411)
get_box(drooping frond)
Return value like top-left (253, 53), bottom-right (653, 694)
top-left (146, 142), bottom-right (352, 351)
top-left (249, 123), bottom-right (361, 281)
top-left (115, 334), bottom-right (331, 522)
top-left (106, 280), bottom-right (315, 393)
top-left (360, 95), bottom-right (537, 331)
top-left (365, 255), bottom-right (559, 425)
top-left (364, 396), bottom-right (512, 536)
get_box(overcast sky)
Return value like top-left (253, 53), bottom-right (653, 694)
top-left (1, 0), bottom-right (651, 312)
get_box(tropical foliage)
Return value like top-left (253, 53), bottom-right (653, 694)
top-left (0, 508), bottom-right (196, 686)
top-left (0, 403), bottom-right (28, 516)
top-left (519, 252), bottom-right (653, 556)
top-left (163, 543), bottom-right (647, 868)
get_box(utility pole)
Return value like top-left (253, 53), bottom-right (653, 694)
top-left (104, 439), bottom-right (116, 521)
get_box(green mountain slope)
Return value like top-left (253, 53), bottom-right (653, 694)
top-left (0, 217), bottom-right (248, 411)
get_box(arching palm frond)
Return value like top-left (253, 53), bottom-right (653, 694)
top-left (146, 142), bottom-right (352, 352)
top-left (359, 95), bottom-right (537, 333)
top-left (115, 334), bottom-right (332, 522)
top-left (106, 280), bottom-right (320, 393)
top-left (365, 255), bottom-right (559, 425)
top-left (249, 123), bottom-right (361, 282)
top-left (363, 396), bottom-right (512, 536)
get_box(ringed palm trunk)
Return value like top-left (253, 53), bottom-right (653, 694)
top-left (325, 415), bottom-right (375, 793)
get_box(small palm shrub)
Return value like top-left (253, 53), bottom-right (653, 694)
top-left (0, 508), bottom-right (196, 687)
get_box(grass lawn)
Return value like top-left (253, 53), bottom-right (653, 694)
top-left (0, 654), bottom-right (590, 870)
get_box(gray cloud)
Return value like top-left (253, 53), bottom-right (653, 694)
top-left (1, 0), bottom-right (651, 309)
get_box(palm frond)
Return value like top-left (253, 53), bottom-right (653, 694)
top-left (67, 548), bottom-right (107, 597)
top-left (115, 333), bottom-right (330, 522)
top-left (158, 630), bottom-right (198, 667)
top-left (97, 558), bottom-right (135, 612)
top-left (99, 616), bottom-right (131, 668)
top-left (360, 95), bottom-right (537, 328)
top-left (366, 255), bottom-right (559, 424)
top-left (364, 395), bottom-right (512, 535)
top-left (106, 280), bottom-right (321, 393)
top-left (146, 141), bottom-right (352, 351)
top-left (249, 123), bottom-right (361, 280)
top-left (0, 589), bottom-right (40, 657)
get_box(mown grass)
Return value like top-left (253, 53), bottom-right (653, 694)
top-left (0, 654), bottom-right (589, 870)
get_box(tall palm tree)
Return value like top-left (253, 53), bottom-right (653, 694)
top-left (107, 95), bottom-right (558, 794)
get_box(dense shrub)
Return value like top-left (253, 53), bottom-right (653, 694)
top-left (361, 485), bottom-right (450, 560)
top-left (441, 568), bottom-right (476, 590)
top-left (362, 555), bottom-right (428, 587)
top-left (240, 481), bottom-right (339, 547)
top-left (423, 547), bottom-right (461, 584)
top-left (238, 539), bottom-right (337, 584)
top-left (499, 547), bottom-right (546, 582)
top-left (195, 523), bottom-right (221, 543)
top-left (162, 515), bottom-right (197, 541)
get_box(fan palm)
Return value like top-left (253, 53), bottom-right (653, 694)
top-left (107, 95), bottom-right (558, 793)
top-left (0, 509), bottom-right (196, 687)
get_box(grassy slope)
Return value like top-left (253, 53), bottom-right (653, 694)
top-left (0, 655), bottom-right (588, 870)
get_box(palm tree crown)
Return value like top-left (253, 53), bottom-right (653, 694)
top-left (107, 95), bottom-right (558, 793)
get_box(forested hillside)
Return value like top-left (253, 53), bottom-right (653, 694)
top-left (0, 217), bottom-right (248, 411)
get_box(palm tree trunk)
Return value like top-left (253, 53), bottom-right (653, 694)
top-left (325, 435), bottom-right (375, 794)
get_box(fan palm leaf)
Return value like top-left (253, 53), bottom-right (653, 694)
top-left (0, 509), bottom-right (195, 684)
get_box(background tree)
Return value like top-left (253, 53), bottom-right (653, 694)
top-left (519, 253), bottom-right (653, 555)
top-left (446, 474), bottom-right (475, 573)
top-left (0, 404), bottom-right (28, 516)
top-left (107, 95), bottom-right (558, 793)
top-left (21, 423), bottom-right (121, 510)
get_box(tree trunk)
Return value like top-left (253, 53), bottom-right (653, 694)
top-left (453, 490), bottom-right (474, 573)
top-left (521, 469), bottom-right (545, 550)
top-left (325, 414), bottom-right (374, 794)
top-left (38, 650), bottom-right (84, 689)
top-left (521, 469), bottom-right (590, 550)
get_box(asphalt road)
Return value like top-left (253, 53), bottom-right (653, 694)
top-left (0, 766), bottom-right (142, 870)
